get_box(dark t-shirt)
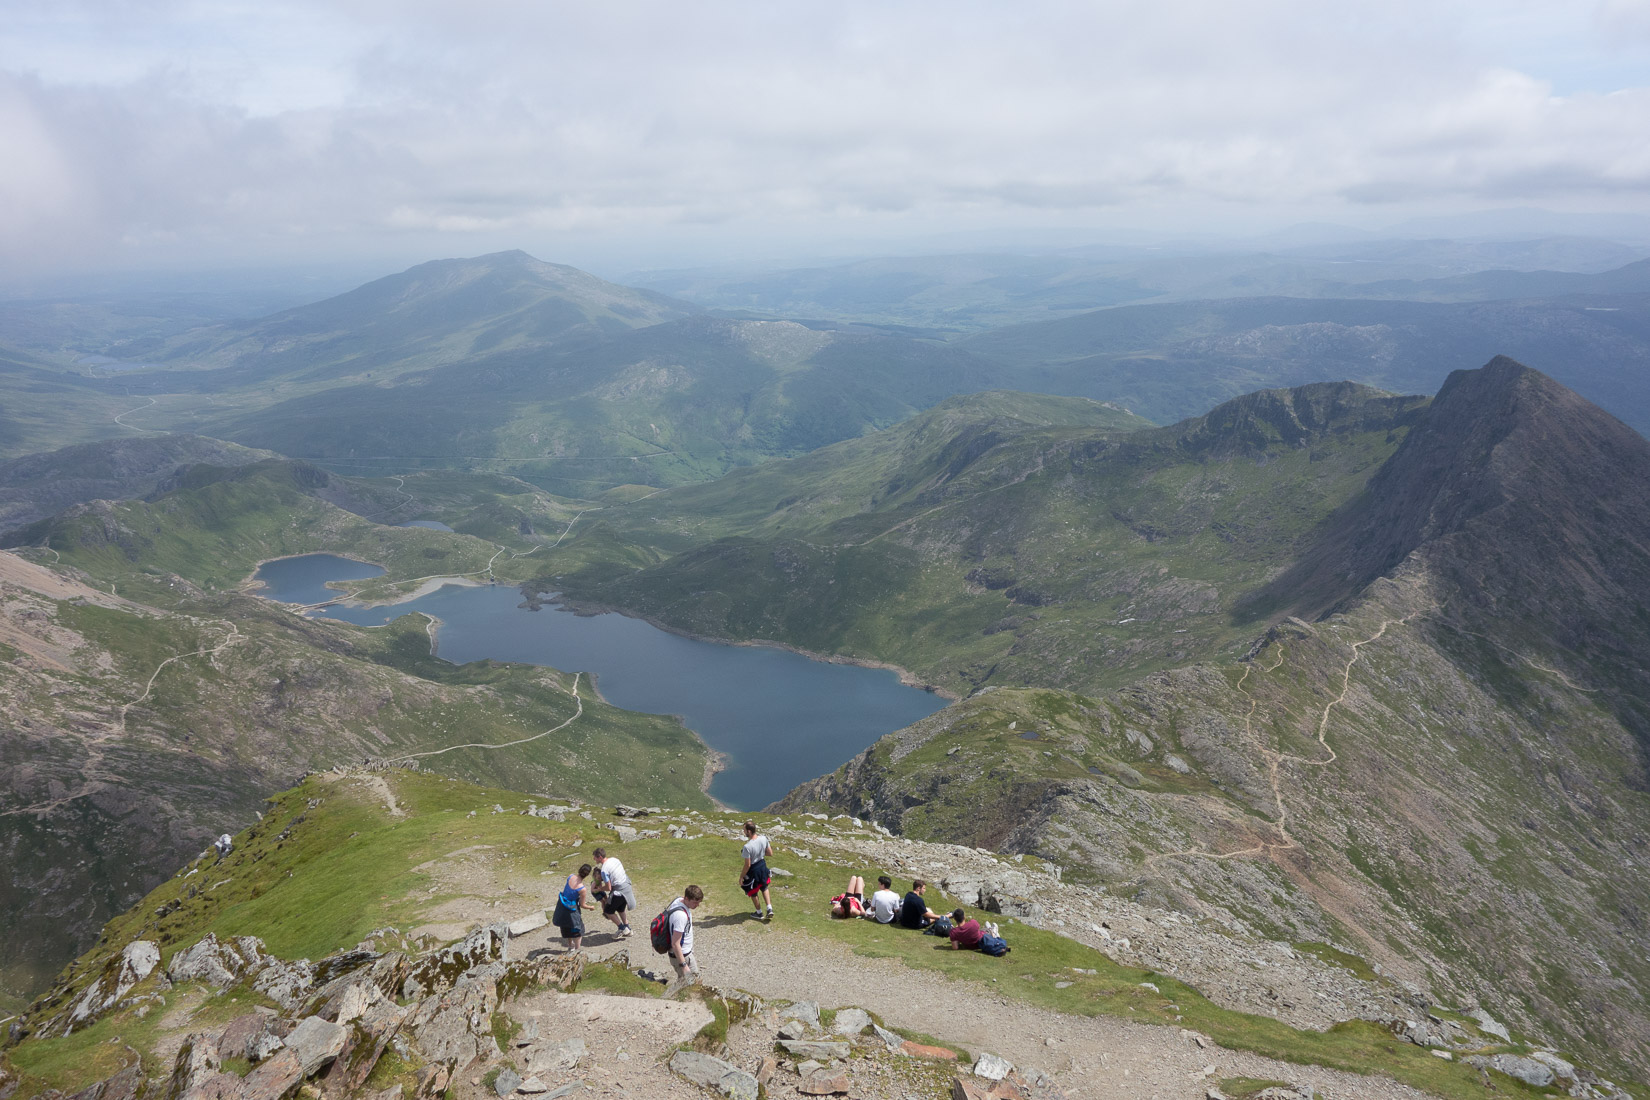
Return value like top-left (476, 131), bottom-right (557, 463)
top-left (949, 918), bottom-right (984, 949)
top-left (900, 891), bottom-right (929, 928)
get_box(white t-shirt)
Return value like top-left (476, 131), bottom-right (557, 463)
top-left (741, 835), bottom-right (769, 865)
top-left (869, 888), bottom-right (901, 923)
top-left (668, 901), bottom-right (694, 954)
top-left (599, 856), bottom-right (629, 889)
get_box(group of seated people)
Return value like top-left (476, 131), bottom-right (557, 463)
top-left (829, 874), bottom-right (998, 951)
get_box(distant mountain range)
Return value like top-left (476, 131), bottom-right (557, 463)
top-left (2, 248), bottom-right (1649, 483)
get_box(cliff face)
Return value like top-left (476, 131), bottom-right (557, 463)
top-left (774, 360), bottom-right (1650, 1078)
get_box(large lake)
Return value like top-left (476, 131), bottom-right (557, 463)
top-left (252, 554), bottom-right (948, 809)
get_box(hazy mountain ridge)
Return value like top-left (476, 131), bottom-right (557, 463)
top-left (773, 361), bottom-right (1650, 1077)
top-left (960, 292), bottom-right (1650, 433)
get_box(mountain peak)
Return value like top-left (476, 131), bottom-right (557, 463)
top-left (1245, 358), bottom-right (1650, 719)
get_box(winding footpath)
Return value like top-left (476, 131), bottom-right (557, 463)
top-left (1, 617), bottom-right (245, 819)
top-left (386, 671), bottom-right (584, 762)
top-left (1150, 606), bottom-right (1426, 867)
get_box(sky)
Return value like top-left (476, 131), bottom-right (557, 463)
top-left (3, 0), bottom-right (1650, 285)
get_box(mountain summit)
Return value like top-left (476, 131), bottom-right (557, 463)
top-left (1251, 357), bottom-right (1650, 731)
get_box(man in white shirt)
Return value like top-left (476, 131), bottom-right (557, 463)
top-left (592, 847), bottom-right (637, 938)
top-left (867, 875), bottom-right (901, 924)
top-left (667, 884), bottom-right (703, 990)
top-left (740, 821), bottom-right (774, 920)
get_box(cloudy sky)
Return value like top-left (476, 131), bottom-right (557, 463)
top-left (3, 0), bottom-right (1650, 282)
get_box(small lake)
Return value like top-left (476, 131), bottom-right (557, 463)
top-left (252, 554), bottom-right (947, 809)
top-left (252, 554), bottom-right (386, 605)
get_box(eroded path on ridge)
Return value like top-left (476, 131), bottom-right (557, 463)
top-left (1149, 605), bottom-right (1426, 868)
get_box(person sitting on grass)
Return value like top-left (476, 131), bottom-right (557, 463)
top-left (829, 875), bottom-right (866, 918)
top-left (899, 879), bottom-right (941, 929)
top-left (866, 875), bottom-right (902, 924)
top-left (947, 908), bottom-right (984, 950)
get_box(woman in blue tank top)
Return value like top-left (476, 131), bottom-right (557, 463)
top-left (552, 862), bottom-right (592, 952)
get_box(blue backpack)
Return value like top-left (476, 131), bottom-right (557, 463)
top-left (979, 934), bottom-right (1010, 957)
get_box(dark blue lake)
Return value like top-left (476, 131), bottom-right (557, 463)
top-left (251, 555), bottom-right (947, 809)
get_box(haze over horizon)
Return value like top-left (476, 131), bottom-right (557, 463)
top-left (5, 0), bottom-right (1650, 289)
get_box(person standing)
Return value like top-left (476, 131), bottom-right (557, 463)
top-left (667, 884), bottom-right (704, 989)
top-left (867, 875), bottom-right (901, 924)
top-left (552, 862), bottom-right (593, 953)
top-left (739, 821), bottom-right (774, 920)
top-left (592, 847), bottom-right (637, 938)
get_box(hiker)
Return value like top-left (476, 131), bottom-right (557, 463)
top-left (213, 834), bottom-right (233, 861)
top-left (899, 879), bottom-right (941, 929)
top-left (866, 875), bottom-right (902, 924)
top-left (947, 908), bottom-right (984, 950)
top-left (739, 821), bottom-right (774, 920)
top-left (666, 884), bottom-right (703, 988)
top-left (552, 862), bottom-right (593, 953)
top-left (829, 875), bottom-right (866, 918)
top-left (592, 847), bottom-right (637, 939)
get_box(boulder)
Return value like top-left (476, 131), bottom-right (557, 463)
top-left (830, 1008), bottom-right (872, 1037)
top-left (508, 911), bottom-right (549, 937)
top-left (167, 934), bottom-right (246, 988)
top-left (1467, 1008), bottom-right (1511, 1043)
top-left (777, 1019), bottom-right (809, 1041)
top-left (238, 1048), bottom-right (306, 1100)
top-left (777, 1001), bottom-right (821, 1026)
top-left (164, 1032), bottom-right (222, 1098)
top-left (669, 1050), bottom-right (759, 1100)
top-left (778, 1039), bottom-right (851, 1060)
top-left (1465, 1054), bottom-right (1554, 1088)
top-left (285, 1016), bottom-right (348, 1077)
top-left (406, 966), bottom-right (501, 1068)
top-left (1530, 1051), bottom-right (1577, 1080)
top-left (871, 1023), bottom-right (904, 1052)
top-left (493, 1069), bottom-right (522, 1097)
top-left (67, 941), bottom-right (163, 1029)
top-left (800, 1070), bottom-right (850, 1095)
top-left (973, 1053), bottom-right (1014, 1081)
top-left (525, 1037), bottom-right (587, 1076)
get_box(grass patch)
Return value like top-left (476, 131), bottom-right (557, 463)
top-left (574, 957), bottom-right (663, 999)
top-left (1217, 1078), bottom-right (1295, 1099)
top-left (1292, 942), bottom-right (1377, 983)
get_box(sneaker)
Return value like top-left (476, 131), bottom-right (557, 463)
top-left (765, 906), bottom-right (774, 920)
top-left (620, 926), bottom-right (632, 938)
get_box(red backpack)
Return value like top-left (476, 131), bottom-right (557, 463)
top-left (650, 900), bottom-right (687, 954)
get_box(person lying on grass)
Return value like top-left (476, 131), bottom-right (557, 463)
top-left (947, 908), bottom-right (984, 950)
top-left (830, 875), bottom-right (866, 918)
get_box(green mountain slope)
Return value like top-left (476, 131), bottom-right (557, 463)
top-left (774, 360), bottom-right (1650, 1079)
top-left (0, 462), bottom-right (718, 1010)
top-left (537, 385), bottom-right (1421, 696)
top-left (195, 316), bottom-right (1012, 492)
top-left (0, 433), bottom-right (276, 533)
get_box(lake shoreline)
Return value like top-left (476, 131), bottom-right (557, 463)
top-left (545, 591), bottom-right (960, 703)
top-left (418, 603), bottom-right (734, 812)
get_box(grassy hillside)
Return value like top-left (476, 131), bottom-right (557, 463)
top-left (0, 540), bottom-right (713, 1012)
top-left (1, 768), bottom-right (1592, 1100)
top-left (534, 385), bottom-right (1420, 696)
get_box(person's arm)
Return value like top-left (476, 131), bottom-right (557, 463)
top-left (670, 927), bottom-right (687, 966)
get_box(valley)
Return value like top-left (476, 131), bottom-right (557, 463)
top-left (2, 248), bottom-right (1648, 1100)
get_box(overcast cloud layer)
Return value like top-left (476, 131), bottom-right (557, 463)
top-left (3, 0), bottom-right (1650, 280)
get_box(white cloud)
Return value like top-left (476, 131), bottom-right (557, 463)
top-left (2, 0), bottom-right (1649, 277)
